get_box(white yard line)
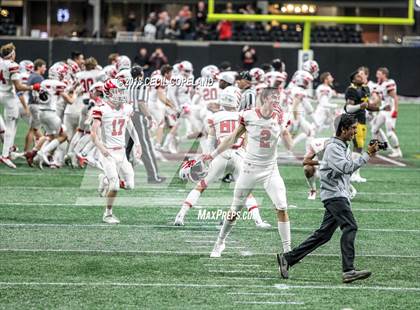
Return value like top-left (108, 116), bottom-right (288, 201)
top-left (1, 223), bottom-right (420, 233)
top-left (2, 202), bottom-right (420, 212)
top-left (274, 283), bottom-right (420, 292)
top-left (0, 248), bottom-right (419, 259)
top-left (203, 264), bottom-right (262, 267)
top-left (235, 301), bottom-right (304, 305)
top-left (228, 292), bottom-right (295, 296)
top-left (376, 155), bottom-right (407, 167)
top-left (208, 269), bottom-right (273, 274)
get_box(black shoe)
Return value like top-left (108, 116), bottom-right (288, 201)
top-left (148, 176), bottom-right (166, 184)
top-left (342, 270), bottom-right (372, 283)
top-left (222, 173), bottom-right (234, 183)
top-left (276, 253), bottom-right (289, 279)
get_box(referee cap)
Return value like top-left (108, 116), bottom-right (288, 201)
top-left (131, 65), bottom-right (143, 79)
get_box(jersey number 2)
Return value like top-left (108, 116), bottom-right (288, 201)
top-left (112, 119), bottom-right (125, 136)
top-left (260, 129), bottom-right (271, 148)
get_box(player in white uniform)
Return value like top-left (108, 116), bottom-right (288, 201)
top-left (303, 137), bottom-right (357, 200)
top-left (147, 65), bottom-right (176, 151)
top-left (204, 87), bottom-right (294, 258)
top-left (372, 67), bottom-right (402, 158)
top-left (68, 57), bottom-right (103, 166)
top-left (91, 79), bottom-right (142, 224)
top-left (24, 78), bottom-right (69, 168)
top-left (174, 86), bottom-right (270, 228)
top-left (0, 43), bottom-right (37, 168)
top-left (313, 72), bottom-right (338, 133)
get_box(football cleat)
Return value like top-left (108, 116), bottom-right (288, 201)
top-left (307, 190), bottom-right (317, 200)
top-left (350, 174), bottom-right (366, 183)
top-left (174, 213), bottom-right (185, 226)
top-left (0, 156), bottom-right (16, 169)
top-left (349, 184), bottom-right (357, 200)
top-left (342, 270), bottom-right (372, 283)
top-left (38, 151), bottom-right (51, 167)
top-left (388, 148), bottom-right (402, 158)
top-left (102, 213), bottom-right (120, 224)
top-left (255, 221), bottom-right (272, 229)
top-left (76, 154), bottom-right (87, 168)
top-left (276, 253), bottom-right (289, 279)
top-left (210, 241), bottom-right (226, 258)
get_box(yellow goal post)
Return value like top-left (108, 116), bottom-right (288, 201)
top-left (206, 0), bottom-right (415, 50)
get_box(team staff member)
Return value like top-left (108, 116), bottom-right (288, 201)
top-left (344, 69), bottom-right (379, 183)
top-left (278, 114), bottom-right (380, 283)
top-left (125, 66), bottom-right (166, 184)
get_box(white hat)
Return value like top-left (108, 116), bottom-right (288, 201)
top-left (219, 72), bottom-right (236, 85)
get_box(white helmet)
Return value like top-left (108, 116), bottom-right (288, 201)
top-left (179, 159), bottom-right (208, 183)
top-left (294, 71), bottom-right (314, 89)
top-left (179, 60), bottom-right (193, 75)
top-left (102, 64), bottom-right (117, 79)
top-left (201, 65), bottom-right (219, 79)
top-left (48, 62), bottom-right (70, 81)
top-left (89, 81), bottom-right (104, 98)
top-left (115, 69), bottom-right (132, 85)
top-left (19, 60), bottom-right (34, 73)
top-left (116, 55), bottom-right (131, 72)
top-left (219, 86), bottom-right (241, 108)
top-left (265, 71), bottom-right (287, 89)
top-left (249, 67), bottom-right (265, 84)
top-left (302, 60), bottom-right (319, 78)
top-left (103, 79), bottom-right (127, 106)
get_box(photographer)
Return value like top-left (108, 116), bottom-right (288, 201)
top-left (277, 114), bottom-right (380, 283)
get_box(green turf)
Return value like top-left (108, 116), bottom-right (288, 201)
top-left (0, 103), bottom-right (419, 309)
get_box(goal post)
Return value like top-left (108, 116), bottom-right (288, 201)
top-left (207, 0), bottom-right (415, 50)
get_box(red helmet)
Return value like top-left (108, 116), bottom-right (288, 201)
top-left (103, 79), bottom-right (127, 106)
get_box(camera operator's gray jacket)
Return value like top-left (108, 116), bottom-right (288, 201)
top-left (319, 137), bottom-right (370, 202)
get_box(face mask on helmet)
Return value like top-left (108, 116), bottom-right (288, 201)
top-left (179, 159), bottom-right (208, 183)
top-left (104, 79), bottom-right (127, 106)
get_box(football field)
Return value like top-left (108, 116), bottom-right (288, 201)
top-left (0, 103), bottom-right (419, 309)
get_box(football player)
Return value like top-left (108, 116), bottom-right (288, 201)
top-left (174, 86), bottom-right (270, 229)
top-left (203, 86), bottom-right (294, 258)
top-left (313, 72), bottom-right (338, 133)
top-left (91, 79), bottom-right (142, 224)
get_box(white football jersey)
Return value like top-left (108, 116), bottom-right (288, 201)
top-left (208, 110), bottom-right (242, 147)
top-left (167, 74), bottom-right (193, 108)
top-left (92, 102), bottom-right (133, 149)
top-left (239, 108), bottom-right (285, 165)
top-left (38, 79), bottom-right (67, 111)
top-left (378, 79), bottom-right (397, 109)
top-left (0, 59), bottom-right (20, 93)
top-left (195, 77), bottom-right (219, 106)
top-left (76, 69), bottom-right (103, 99)
top-left (147, 74), bottom-right (168, 104)
top-left (316, 84), bottom-right (334, 108)
top-left (287, 70), bottom-right (313, 89)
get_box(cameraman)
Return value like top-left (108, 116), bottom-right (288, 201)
top-left (277, 114), bottom-right (379, 283)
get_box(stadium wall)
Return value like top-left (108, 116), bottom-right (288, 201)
top-left (1, 38), bottom-right (420, 96)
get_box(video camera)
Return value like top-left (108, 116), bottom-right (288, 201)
top-left (369, 139), bottom-right (388, 151)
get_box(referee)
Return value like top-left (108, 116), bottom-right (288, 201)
top-left (126, 66), bottom-right (165, 184)
top-left (277, 114), bottom-right (379, 283)
top-left (237, 71), bottom-right (256, 111)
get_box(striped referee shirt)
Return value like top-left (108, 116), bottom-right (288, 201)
top-left (239, 87), bottom-right (256, 111)
top-left (126, 78), bottom-right (149, 113)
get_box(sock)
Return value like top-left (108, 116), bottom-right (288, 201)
top-left (105, 207), bottom-right (112, 216)
top-left (278, 221), bottom-right (291, 253)
top-left (180, 189), bottom-right (201, 216)
top-left (245, 195), bottom-right (263, 224)
top-left (306, 175), bottom-right (316, 191)
top-left (43, 139), bottom-right (60, 154)
top-left (292, 132), bottom-right (307, 147)
top-left (163, 133), bottom-right (174, 149)
top-left (217, 220), bottom-right (235, 244)
top-left (2, 119), bottom-right (17, 157)
top-left (387, 131), bottom-right (400, 148)
top-left (68, 131), bottom-right (82, 155)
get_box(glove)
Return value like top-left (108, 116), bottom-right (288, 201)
top-left (32, 83), bottom-right (41, 91)
top-left (391, 110), bottom-right (398, 118)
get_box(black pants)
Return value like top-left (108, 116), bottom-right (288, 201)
top-left (126, 112), bottom-right (160, 181)
top-left (284, 197), bottom-right (358, 272)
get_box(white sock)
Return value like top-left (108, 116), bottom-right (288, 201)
top-left (68, 131), bottom-right (82, 155)
top-left (180, 189), bottom-right (202, 216)
top-left (105, 207), bottom-right (112, 216)
top-left (306, 175), bottom-right (316, 191)
top-left (387, 131), bottom-right (400, 148)
top-left (245, 196), bottom-right (263, 224)
top-left (2, 119), bottom-right (17, 157)
top-left (163, 133), bottom-right (174, 148)
top-left (292, 132), bottom-right (307, 147)
top-left (217, 220), bottom-right (235, 244)
top-left (43, 139), bottom-right (60, 154)
top-left (277, 221), bottom-right (291, 253)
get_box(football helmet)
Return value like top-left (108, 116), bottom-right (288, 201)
top-left (265, 71), bottom-right (287, 89)
top-left (201, 65), bottom-right (219, 79)
top-left (250, 67), bottom-right (265, 84)
top-left (302, 60), bottom-right (319, 78)
top-left (103, 79), bottom-right (127, 106)
top-left (179, 60), bottom-right (193, 75)
top-left (219, 86), bottom-right (241, 108)
top-left (116, 55), bottom-right (131, 72)
top-left (179, 159), bottom-right (208, 182)
top-left (48, 62), bottom-right (70, 81)
top-left (19, 60), bottom-right (34, 73)
top-left (89, 82), bottom-right (104, 98)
